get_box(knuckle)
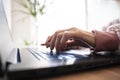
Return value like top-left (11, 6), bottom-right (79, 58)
top-left (56, 33), bottom-right (62, 38)
top-left (55, 30), bottom-right (62, 34)
top-left (71, 27), bottom-right (77, 30)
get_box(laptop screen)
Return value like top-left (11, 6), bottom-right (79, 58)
top-left (0, 0), bottom-right (14, 70)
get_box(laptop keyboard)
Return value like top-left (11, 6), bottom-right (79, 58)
top-left (27, 48), bottom-right (88, 61)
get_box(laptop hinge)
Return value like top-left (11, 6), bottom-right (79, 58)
top-left (0, 52), bottom-right (3, 77)
top-left (5, 48), bottom-right (21, 73)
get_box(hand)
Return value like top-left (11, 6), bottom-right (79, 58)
top-left (41, 27), bottom-right (90, 53)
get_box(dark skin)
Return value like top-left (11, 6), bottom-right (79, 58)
top-left (41, 27), bottom-right (95, 53)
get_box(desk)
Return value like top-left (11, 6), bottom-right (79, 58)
top-left (44, 65), bottom-right (120, 80)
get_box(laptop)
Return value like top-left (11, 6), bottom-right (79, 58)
top-left (1, 0), bottom-right (120, 80)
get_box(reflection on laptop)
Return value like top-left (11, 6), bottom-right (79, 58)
top-left (27, 48), bottom-right (90, 64)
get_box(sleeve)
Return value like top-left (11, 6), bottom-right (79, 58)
top-left (92, 30), bottom-right (120, 52)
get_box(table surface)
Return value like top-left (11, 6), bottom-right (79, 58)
top-left (43, 65), bottom-right (120, 80)
top-left (1, 65), bottom-right (120, 80)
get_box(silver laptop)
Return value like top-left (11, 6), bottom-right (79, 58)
top-left (1, 0), bottom-right (120, 80)
top-left (0, 0), bottom-right (14, 75)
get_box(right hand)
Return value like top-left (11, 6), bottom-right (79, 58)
top-left (41, 27), bottom-right (89, 53)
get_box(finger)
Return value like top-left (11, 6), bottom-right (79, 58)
top-left (55, 35), bottom-right (61, 54)
top-left (41, 36), bottom-right (52, 48)
top-left (61, 31), bottom-right (69, 49)
top-left (49, 30), bottom-right (64, 50)
top-left (66, 39), bottom-right (76, 47)
top-left (49, 28), bottom-right (76, 50)
top-left (41, 43), bottom-right (46, 46)
top-left (45, 36), bottom-right (52, 48)
top-left (50, 34), bottom-right (57, 50)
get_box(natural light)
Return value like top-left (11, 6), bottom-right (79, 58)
top-left (36, 0), bottom-right (86, 45)
top-left (8, 0), bottom-right (120, 47)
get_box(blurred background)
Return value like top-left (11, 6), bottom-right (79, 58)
top-left (2, 0), bottom-right (120, 48)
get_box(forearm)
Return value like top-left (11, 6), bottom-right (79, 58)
top-left (76, 29), bottom-right (119, 52)
top-left (92, 30), bottom-right (119, 52)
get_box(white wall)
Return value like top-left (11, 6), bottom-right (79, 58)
top-left (87, 0), bottom-right (120, 31)
top-left (37, 0), bottom-right (86, 44)
top-left (2, 0), bottom-right (11, 30)
top-left (11, 0), bottom-right (32, 47)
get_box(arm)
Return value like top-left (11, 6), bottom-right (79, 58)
top-left (42, 22), bottom-right (120, 53)
top-left (92, 30), bottom-right (119, 52)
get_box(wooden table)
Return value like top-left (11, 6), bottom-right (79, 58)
top-left (44, 65), bottom-right (120, 80)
